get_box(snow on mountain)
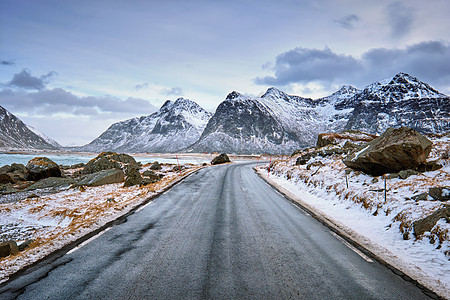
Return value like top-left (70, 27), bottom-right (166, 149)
top-left (0, 106), bottom-right (59, 151)
top-left (26, 125), bottom-right (61, 148)
top-left (188, 89), bottom-right (325, 154)
top-left (77, 98), bottom-right (212, 153)
top-left (75, 72), bottom-right (449, 155)
top-left (0, 105), bottom-right (59, 150)
top-left (341, 72), bottom-right (450, 134)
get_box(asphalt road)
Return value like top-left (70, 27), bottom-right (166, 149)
top-left (0, 162), bottom-right (432, 299)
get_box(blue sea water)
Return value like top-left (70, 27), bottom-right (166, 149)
top-left (0, 153), bottom-right (208, 167)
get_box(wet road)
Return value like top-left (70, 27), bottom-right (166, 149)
top-left (0, 163), bottom-right (431, 299)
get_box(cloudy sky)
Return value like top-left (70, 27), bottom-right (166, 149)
top-left (1, 0), bottom-right (449, 146)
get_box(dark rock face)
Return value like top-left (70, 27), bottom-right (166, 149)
top-left (343, 127), bottom-right (432, 176)
top-left (413, 206), bottom-right (450, 236)
top-left (123, 166), bottom-right (143, 187)
top-left (188, 90), bottom-right (319, 154)
top-left (83, 152), bottom-right (137, 174)
top-left (211, 153), bottom-right (231, 165)
top-left (77, 169), bottom-right (125, 187)
top-left (26, 157), bottom-right (62, 181)
top-left (340, 73), bottom-right (450, 135)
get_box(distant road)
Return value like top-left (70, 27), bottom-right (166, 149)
top-left (0, 163), bottom-right (431, 299)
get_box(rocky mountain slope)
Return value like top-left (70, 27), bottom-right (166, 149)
top-left (72, 72), bottom-right (450, 154)
top-left (77, 98), bottom-right (212, 153)
top-left (340, 73), bottom-right (450, 134)
top-left (187, 89), bottom-right (325, 154)
top-left (0, 105), bottom-right (60, 150)
top-left (189, 73), bottom-right (449, 154)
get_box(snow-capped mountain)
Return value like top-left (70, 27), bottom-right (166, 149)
top-left (187, 89), bottom-right (326, 154)
top-left (78, 98), bottom-right (212, 153)
top-left (188, 73), bottom-right (449, 154)
top-left (75, 72), bottom-right (449, 155)
top-left (0, 105), bottom-right (59, 150)
top-left (340, 73), bottom-right (450, 134)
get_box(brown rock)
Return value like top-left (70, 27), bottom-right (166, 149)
top-left (428, 187), bottom-right (450, 201)
top-left (317, 131), bottom-right (377, 148)
top-left (26, 157), bottom-right (62, 181)
top-left (123, 166), bottom-right (143, 187)
top-left (0, 240), bottom-right (19, 258)
top-left (83, 152), bottom-right (137, 174)
top-left (343, 127), bottom-right (432, 176)
top-left (211, 153), bottom-right (231, 165)
top-left (149, 161), bottom-right (162, 170)
top-left (413, 206), bottom-right (450, 236)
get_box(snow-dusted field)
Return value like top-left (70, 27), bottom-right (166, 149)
top-left (257, 135), bottom-right (450, 297)
top-left (0, 165), bottom-right (202, 283)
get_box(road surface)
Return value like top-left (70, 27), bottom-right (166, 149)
top-left (0, 162), bottom-right (432, 299)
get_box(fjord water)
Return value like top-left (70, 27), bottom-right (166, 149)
top-left (0, 153), bottom-right (209, 167)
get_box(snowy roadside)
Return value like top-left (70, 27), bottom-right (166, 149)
top-left (0, 166), bottom-right (203, 284)
top-left (255, 147), bottom-right (450, 298)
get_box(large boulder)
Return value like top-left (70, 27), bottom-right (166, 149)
top-left (25, 177), bottom-right (76, 191)
top-left (343, 127), bottom-right (432, 176)
top-left (26, 157), bottom-right (62, 181)
top-left (83, 152), bottom-right (137, 174)
top-left (77, 169), bottom-right (125, 187)
top-left (413, 205), bottom-right (450, 237)
top-left (211, 153), bottom-right (231, 165)
top-left (123, 166), bottom-right (143, 187)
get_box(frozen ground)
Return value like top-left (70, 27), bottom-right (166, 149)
top-left (257, 135), bottom-right (449, 298)
top-left (0, 165), bottom-right (201, 283)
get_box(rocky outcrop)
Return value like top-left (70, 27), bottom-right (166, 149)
top-left (142, 170), bottom-right (163, 183)
top-left (343, 127), bottom-right (432, 176)
top-left (26, 157), bottom-right (62, 181)
top-left (77, 169), bottom-right (125, 187)
top-left (413, 205), bottom-right (450, 236)
top-left (123, 166), bottom-right (143, 187)
top-left (83, 152), bottom-right (137, 174)
top-left (316, 131), bottom-right (377, 148)
top-left (149, 161), bottom-right (162, 170)
top-left (211, 153), bottom-right (231, 165)
top-left (295, 146), bottom-right (346, 165)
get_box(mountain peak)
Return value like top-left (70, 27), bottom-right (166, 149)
top-left (337, 85), bottom-right (360, 94)
top-left (160, 100), bottom-right (174, 110)
top-left (261, 87), bottom-right (287, 98)
top-left (226, 91), bottom-right (242, 100)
